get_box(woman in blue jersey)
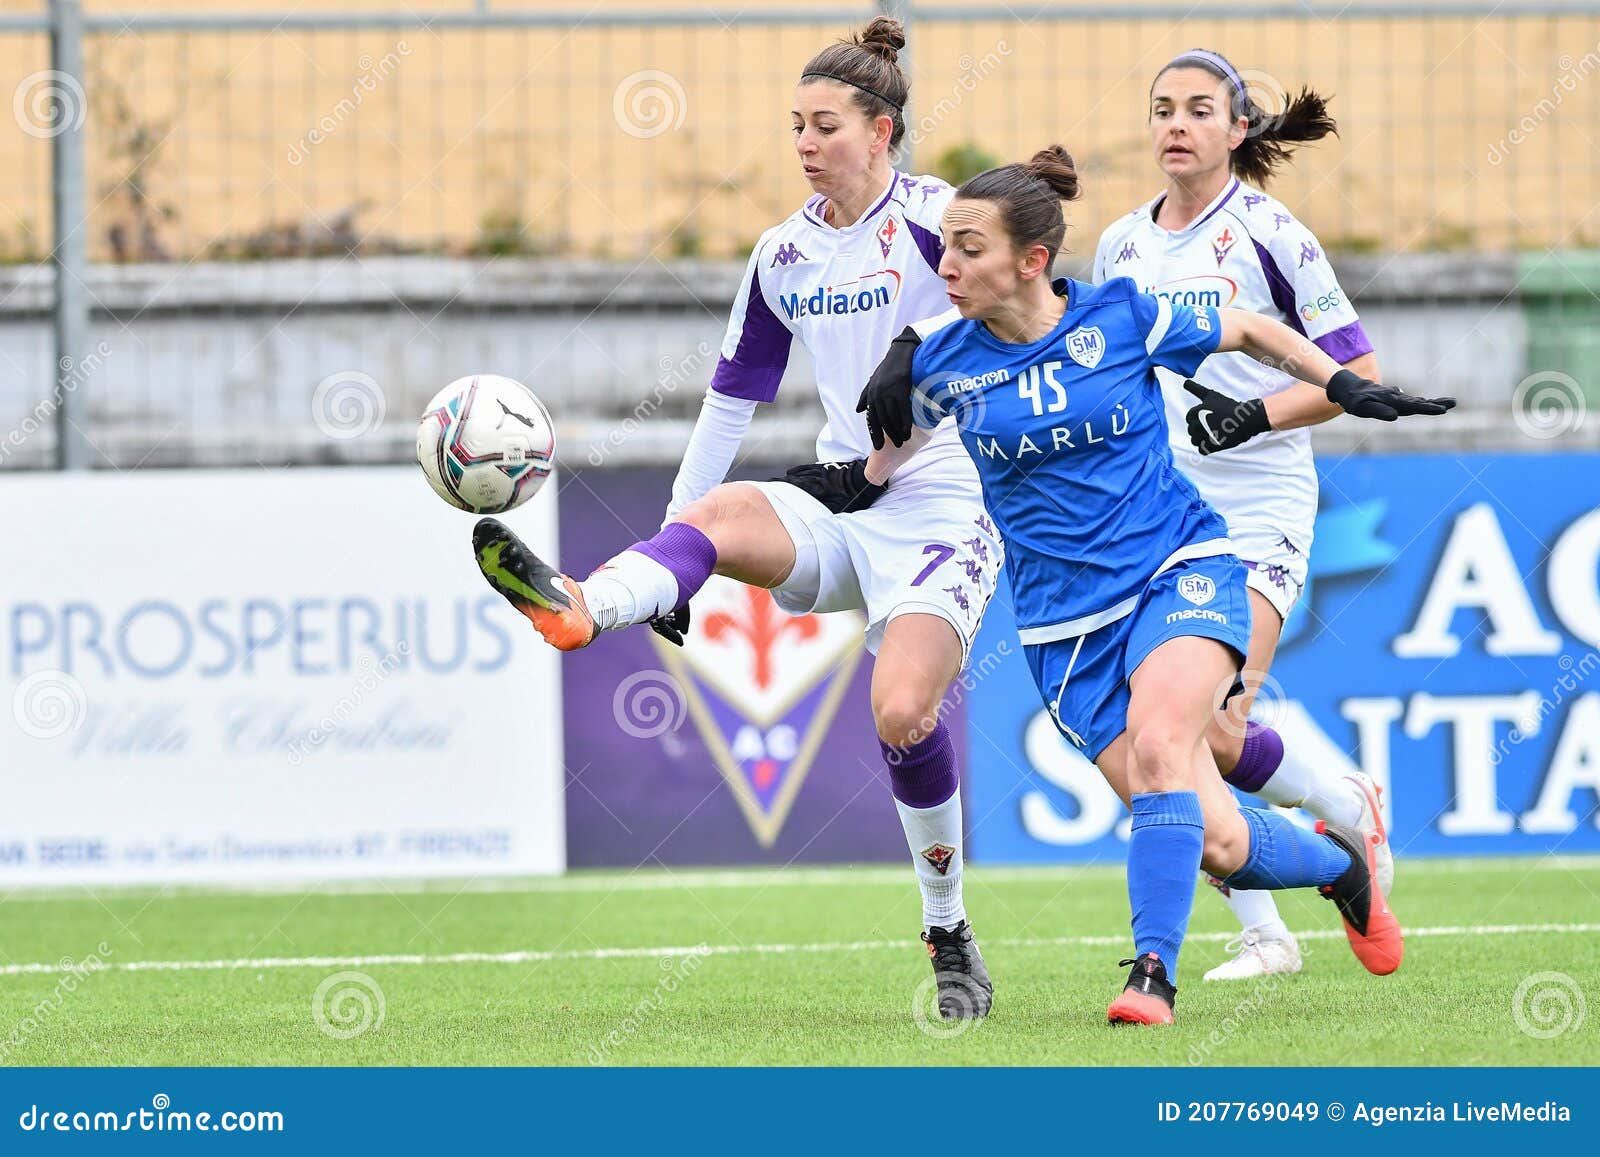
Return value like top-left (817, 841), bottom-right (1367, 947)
top-left (858, 148), bottom-right (1450, 1025)
top-left (1094, 50), bottom-right (1411, 981)
top-left (471, 18), bottom-right (1001, 1020)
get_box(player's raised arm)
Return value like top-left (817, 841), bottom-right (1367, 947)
top-left (1213, 308), bottom-right (1455, 421)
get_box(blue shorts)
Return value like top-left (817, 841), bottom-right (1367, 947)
top-left (1023, 555), bottom-right (1252, 761)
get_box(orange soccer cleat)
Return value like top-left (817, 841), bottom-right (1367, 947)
top-left (1107, 953), bottom-right (1176, 1026)
top-left (473, 518), bottom-right (598, 651)
top-left (1318, 820), bottom-right (1404, 976)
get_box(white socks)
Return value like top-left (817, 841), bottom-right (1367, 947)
top-left (579, 550), bottom-right (679, 632)
top-left (894, 794), bottom-right (967, 930)
top-left (1250, 745), bottom-right (1364, 828)
top-left (1206, 874), bottom-right (1291, 939)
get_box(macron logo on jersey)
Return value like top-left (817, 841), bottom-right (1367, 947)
top-left (778, 269), bottom-right (902, 322)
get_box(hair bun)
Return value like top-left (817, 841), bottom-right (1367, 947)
top-left (857, 15), bottom-right (906, 62)
top-left (1024, 145), bottom-right (1082, 203)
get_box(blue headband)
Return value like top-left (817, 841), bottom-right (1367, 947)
top-left (1167, 50), bottom-right (1247, 109)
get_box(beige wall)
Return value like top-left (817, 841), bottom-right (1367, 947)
top-left (2, 4), bottom-right (1596, 261)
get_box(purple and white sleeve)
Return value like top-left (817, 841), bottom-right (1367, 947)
top-left (1253, 217), bottom-right (1374, 365)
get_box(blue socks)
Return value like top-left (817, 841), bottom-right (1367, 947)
top-left (1127, 791), bottom-right (1205, 986)
top-left (1222, 807), bottom-right (1351, 890)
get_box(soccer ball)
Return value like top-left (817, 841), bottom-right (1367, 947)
top-left (416, 374), bottom-right (556, 514)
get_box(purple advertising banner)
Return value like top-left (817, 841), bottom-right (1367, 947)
top-left (557, 467), bottom-right (938, 866)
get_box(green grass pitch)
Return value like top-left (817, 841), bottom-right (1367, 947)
top-left (1, 858), bottom-right (1595, 1066)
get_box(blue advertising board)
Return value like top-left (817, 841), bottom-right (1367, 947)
top-left (966, 452), bottom-right (1600, 863)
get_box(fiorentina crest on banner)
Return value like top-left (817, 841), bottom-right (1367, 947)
top-left (652, 576), bottom-right (865, 847)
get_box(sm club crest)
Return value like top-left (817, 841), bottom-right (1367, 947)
top-left (1178, 574), bottom-right (1216, 605)
top-left (1064, 327), bottom-right (1105, 370)
top-left (651, 576), bottom-right (864, 847)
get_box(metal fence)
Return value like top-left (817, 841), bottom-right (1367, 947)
top-left (3, 1), bottom-right (1599, 468)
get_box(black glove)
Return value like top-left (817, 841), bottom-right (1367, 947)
top-left (648, 604), bottom-right (691, 647)
top-left (1326, 369), bottom-right (1457, 422)
top-left (1183, 381), bottom-right (1271, 455)
top-left (855, 327), bottom-right (922, 448)
top-left (775, 459), bottom-right (887, 514)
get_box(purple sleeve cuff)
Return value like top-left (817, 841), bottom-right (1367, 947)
top-left (710, 356), bottom-right (785, 403)
top-left (1312, 320), bottom-right (1374, 364)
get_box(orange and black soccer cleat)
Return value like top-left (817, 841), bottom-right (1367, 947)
top-left (1107, 953), bottom-right (1176, 1026)
top-left (1318, 820), bottom-right (1404, 976)
top-left (473, 518), bottom-right (598, 651)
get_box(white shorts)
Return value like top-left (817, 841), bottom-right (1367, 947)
top-left (750, 463), bottom-right (1003, 663)
top-left (1231, 524), bottom-right (1310, 622)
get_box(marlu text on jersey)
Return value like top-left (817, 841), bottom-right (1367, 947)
top-left (969, 405), bottom-right (1135, 461)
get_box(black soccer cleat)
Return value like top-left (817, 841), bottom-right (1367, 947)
top-left (472, 517), bottom-right (597, 651)
top-left (1107, 952), bottom-right (1177, 1025)
top-left (1316, 820), bottom-right (1404, 975)
top-left (922, 921), bottom-right (993, 1020)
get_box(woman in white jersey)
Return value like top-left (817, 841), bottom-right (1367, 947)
top-left (1093, 49), bottom-right (1450, 980)
top-left (472, 19), bottom-right (1000, 1019)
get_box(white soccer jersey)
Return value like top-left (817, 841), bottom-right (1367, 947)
top-left (1092, 177), bottom-right (1373, 560)
top-left (711, 170), bottom-right (968, 472)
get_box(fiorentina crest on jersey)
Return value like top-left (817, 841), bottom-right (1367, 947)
top-left (1064, 326), bottom-right (1105, 370)
top-left (1178, 574), bottom-right (1216, 605)
top-left (652, 575), bottom-right (865, 847)
top-left (877, 215), bottom-right (899, 259)
top-left (1212, 226), bottom-right (1237, 267)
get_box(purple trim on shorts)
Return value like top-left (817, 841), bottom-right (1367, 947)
top-left (630, 523), bottom-right (718, 612)
top-left (1224, 721), bottom-right (1283, 794)
top-left (708, 264), bottom-right (793, 403)
top-left (1312, 319), bottom-right (1374, 364)
top-left (904, 217), bottom-right (944, 275)
top-left (881, 721), bottom-right (959, 808)
top-left (1252, 239), bottom-right (1306, 336)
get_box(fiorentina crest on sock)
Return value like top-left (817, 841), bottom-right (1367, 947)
top-left (652, 576), bottom-right (865, 847)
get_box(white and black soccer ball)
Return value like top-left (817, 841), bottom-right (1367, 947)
top-left (416, 374), bottom-right (556, 514)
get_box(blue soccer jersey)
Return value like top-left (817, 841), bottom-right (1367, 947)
top-left (908, 276), bottom-right (1230, 643)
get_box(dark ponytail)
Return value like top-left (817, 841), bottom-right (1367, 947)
top-left (956, 146), bottom-right (1082, 262)
top-left (1154, 49), bottom-right (1338, 186)
top-left (800, 17), bottom-right (910, 149)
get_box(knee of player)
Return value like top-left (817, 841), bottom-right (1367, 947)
top-left (1127, 723), bottom-right (1194, 789)
top-left (675, 482), bottom-right (759, 534)
top-left (872, 690), bottom-right (941, 750)
top-left (1205, 716), bottom-right (1246, 774)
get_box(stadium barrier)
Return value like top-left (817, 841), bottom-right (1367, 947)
top-left (0, 467), bottom-right (566, 885)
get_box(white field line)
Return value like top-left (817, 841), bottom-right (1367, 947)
top-left (3, 922), bottom-right (1597, 978)
top-left (2, 854), bottom-right (1596, 902)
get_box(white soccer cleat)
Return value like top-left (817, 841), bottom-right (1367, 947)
top-left (1202, 929), bottom-right (1303, 982)
top-left (1345, 772), bottom-right (1394, 896)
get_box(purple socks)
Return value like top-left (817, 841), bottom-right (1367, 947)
top-left (1223, 721), bottom-right (1283, 794)
top-left (881, 722), bottom-right (959, 808)
top-left (631, 524), bottom-right (718, 612)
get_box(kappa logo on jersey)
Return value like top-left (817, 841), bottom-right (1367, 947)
top-left (1150, 275), bottom-right (1239, 310)
top-left (778, 268), bottom-right (903, 322)
top-left (1241, 193), bottom-right (1267, 212)
top-left (1115, 241), bottom-right (1139, 264)
top-left (1212, 227), bottom-right (1237, 267)
top-left (1298, 241), bottom-right (1322, 268)
top-left (1064, 326), bottom-right (1105, 369)
top-left (1178, 574), bottom-right (1216, 605)
top-left (877, 216), bottom-right (899, 259)
top-left (769, 242), bottom-right (808, 268)
top-left (919, 842), bottom-right (956, 876)
top-left (652, 576), bottom-right (865, 848)
top-left (1273, 212), bottom-right (1294, 231)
